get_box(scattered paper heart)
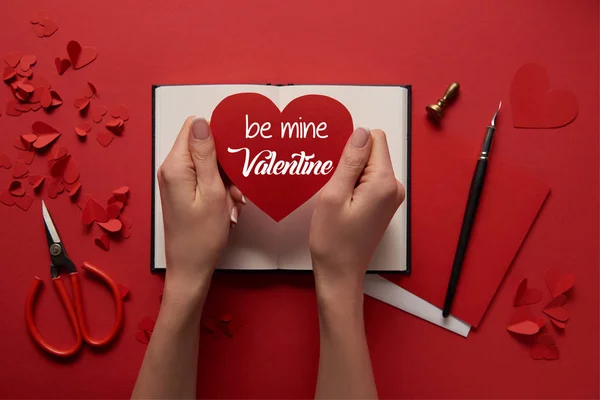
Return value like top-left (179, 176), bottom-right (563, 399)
top-left (530, 334), bottom-right (560, 360)
top-left (117, 284), bottom-right (130, 300)
top-left (54, 57), bottom-right (71, 75)
top-left (46, 178), bottom-right (64, 199)
top-left (110, 104), bottom-right (130, 121)
top-left (76, 194), bottom-right (91, 210)
top-left (0, 153), bottom-right (12, 168)
top-left (107, 204), bottom-right (121, 219)
top-left (542, 295), bottom-right (569, 322)
top-left (3, 66), bottom-right (16, 82)
top-left (545, 268), bottom-right (575, 298)
top-left (74, 97), bottom-right (91, 112)
top-left (82, 198), bottom-right (108, 225)
top-left (96, 131), bottom-right (114, 147)
top-left (507, 320), bottom-right (540, 336)
top-left (514, 278), bottom-right (543, 306)
top-left (91, 104), bottom-right (107, 123)
top-left (83, 81), bottom-right (97, 98)
top-left (9, 181), bottom-right (25, 197)
top-left (12, 160), bottom-right (29, 178)
top-left (28, 175), bottom-right (44, 190)
top-left (66, 40), bottom-right (98, 70)
top-left (550, 319), bottom-right (566, 330)
top-left (67, 182), bottom-right (81, 197)
top-left (94, 233), bottom-right (110, 251)
top-left (98, 218), bottom-right (123, 233)
top-left (4, 53), bottom-right (21, 68)
top-left (0, 191), bottom-right (15, 206)
top-left (17, 150), bottom-right (36, 165)
top-left (15, 194), bottom-right (34, 211)
top-left (74, 122), bottom-right (92, 138)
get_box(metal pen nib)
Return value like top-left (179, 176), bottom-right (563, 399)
top-left (481, 101), bottom-right (502, 159)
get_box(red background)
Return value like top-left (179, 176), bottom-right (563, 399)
top-left (0, 0), bottom-right (598, 398)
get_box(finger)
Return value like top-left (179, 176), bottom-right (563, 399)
top-left (169, 115), bottom-right (196, 157)
top-left (228, 185), bottom-right (246, 205)
top-left (367, 129), bottom-right (394, 173)
top-left (188, 117), bottom-right (221, 189)
top-left (323, 128), bottom-right (372, 201)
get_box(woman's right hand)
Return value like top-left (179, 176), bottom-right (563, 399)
top-left (309, 128), bottom-right (405, 299)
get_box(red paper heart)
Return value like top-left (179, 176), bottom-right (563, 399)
top-left (30, 9), bottom-right (48, 24)
top-left (20, 55), bottom-right (37, 71)
top-left (32, 121), bottom-right (59, 134)
top-left (506, 320), bottom-right (540, 335)
top-left (0, 191), bottom-right (15, 206)
top-left (76, 194), bottom-right (91, 210)
top-left (3, 66), bottom-right (16, 81)
top-left (74, 122), bottom-right (92, 138)
top-left (40, 19), bottom-right (58, 37)
top-left (12, 160), bottom-right (29, 178)
top-left (550, 319), bottom-right (566, 329)
top-left (46, 178), bottom-right (64, 199)
top-left (84, 81), bottom-right (97, 98)
top-left (17, 150), bottom-right (35, 165)
top-left (545, 267), bottom-right (575, 298)
top-left (50, 146), bottom-right (68, 161)
top-left (120, 223), bottom-right (132, 239)
top-left (210, 93), bottom-right (353, 222)
top-left (96, 131), bottom-right (114, 147)
top-left (6, 100), bottom-right (22, 117)
top-left (530, 334), bottom-right (560, 361)
top-left (9, 181), bottom-right (25, 197)
top-left (107, 204), bottom-right (121, 219)
top-left (95, 233), bottom-right (110, 251)
top-left (0, 153), bottom-right (12, 169)
top-left (82, 198), bottom-right (108, 225)
top-left (63, 157), bottom-right (79, 184)
top-left (54, 57), bottom-right (71, 75)
top-left (542, 295), bottom-right (570, 322)
top-left (98, 218), bottom-right (123, 233)
top-left (66, 40), bottom-right (98, 70)
top-left (4, 53), bottom-right (21, 68)
top-left (67, 182), bottom-right (81, 197)
top-left (74, 97), bottom-right (90, 112)
top-left (15, 194), bottom-right (34, 211)
top-left (28, 175), bottom-right (45, 190)
top-left (513, 278), bottom-right (543, 306)
top-left (110, 104), bottom-right (130, 121)
top-left (91, 104), bottom-right (107, 123)
top-left (117, 283), bottom-right (130, 300)
top-left (510, 63), bottom-right (578, 129)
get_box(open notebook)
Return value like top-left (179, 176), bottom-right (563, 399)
top-left (152, 84), bottom-right (411, 272)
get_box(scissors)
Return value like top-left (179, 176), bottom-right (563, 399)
top-left (25, 200), bottom-right (124, 357)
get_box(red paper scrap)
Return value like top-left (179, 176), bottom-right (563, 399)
top-left (17, 150), bottom-right (36, 165)
top-left (530, 334), bottom-right (560, 361)
top-left (510, 63), bottom-right (578, 129)
top-left (15, 194), bottom-right (34, 211)
top-left (32, 121), bottom-right (59, 134)
top-left (542, 295), bottom-right (570, 322)
top-left (0, 191), bottom-right (15, 206)
top-left (120, 223), bottom-right (132, 239)
top-left (3, 66), bottom-right (16, 82)
top-left (76, 194), bottom-right (91, 210)
top-left (110, 104), bottom-right (130, 121)
top-left (4, 53), bottom-right (21, 68)
top-left (550, 319), bottom-right (566, 329)
top-left (83, 81), bottom-right (97, 98)
top-left (54, 58), bottom-right (71, 75)
top-left (49, 146), bottom-right (68, 161)
top-left (66, 40), bottom-right (98, 70)
top-left (106, 203), bottom-right (121, 219)
top-left (82, 198), bottom-right (108, 225)
top-left (50, 155), bottom-right (70, 178)
top-left (545, 268), bottom-right (575, 298)
top-left (46, 178), bottom-right (64, 199)
top-left (74, 97), bottom-right (90, 112)
top-left (91, 104), bottom-right (107, 123)
top-left (9, 181), bottom-right (25, 197)
top-left (16, 67), bottom-right (33, 78)
top-left (33, 131), bottom-right (61, 150)
top-left (94, 233), bottom-right (110, 251)
top-left (74, 122), bottom-right (92, 138)
top-left (134, 330), bottom-right (149, 345)
top-left (507, 320), bottom-right (540, 335)
top-left (98, 218), bottom-right (123, 233)
top-left (6, 100), bottom-right (22, 116)
top-left (138, 317), bottom-right (156, 332)
top-left (96, 131), bottom-right (114, 147)
top-left (117, 284), bottom-right (130, 300)
top-left (0, 153), bottom-right (12, 169)
top-left (40, 19), bottom-right (58, 37)
top-left (13, 136), bottom-right (28, 151)
top-left (28, 175), bottom-right (44, 190)
top-left (513, 278), bottom-right (543, 306)
top-left (20, 55), bottom-right (37, 70)
top-left (67, 182), bottom-right (81, 197)
top-left (63, 157), bottom-right (79, 184)
top-left (49, 90), bottom-right (63, 107)
top-left (112, 186), bottom-right (129, 197)
top-left (12, 160), bottom-right (29, 178)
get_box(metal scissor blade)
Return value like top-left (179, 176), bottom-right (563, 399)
top-left (42, 200), bottom-right (61, 244)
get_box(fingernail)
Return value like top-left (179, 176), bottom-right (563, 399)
top-left (241, 194), bottom-right (247, 205)
top-left (230, 206), bottom-right (238, 224)
top-left (191, 117), bottom-right (210, 140)
top-left (351, 127), bottom-right (369, 148)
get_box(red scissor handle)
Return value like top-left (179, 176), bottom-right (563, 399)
top-left (76, 261), bottom-right (124, 347)
top-left (25, 275), bottom-right (83, 358)
top-left (25, 262), bottom-right (124, 358)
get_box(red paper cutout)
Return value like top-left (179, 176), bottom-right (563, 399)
top-left (535, 317), bottom-right (546, 329)
top-left (66, 40), bottom-right (98, 70)
top-left (106, 204), bottom-right (121, 219)
top-left (63, 157), bottom-right (79, 184)
top-left (211, 93), bottom-right (353, 221)
top-left (119, 214), bottom-right (132, 228)
top-left (12, 160), bottom-right (29, 178)
top-left (15, 194), bottom-right (34, 211)
top-left (4, 53), bottom-right (21, 68)
top-left (0, 191), bottom-right (15, 206)
top-left (46, 178), bottom-right (64, 199)
top-left (50, 155), bottom-right (70, 178)
top-left (28, 175), bottom-right (44, 190)
top-left (138, 317), bottom-right (156, 332)
top-left (76, 194), bottom-right (91, 210)
top-left (9, 181), bottom-right (25, 197)
top-left (110, 104), bottom-right (130, 121)
top-left (40, 19), bottom-right (58, 37)
top-left (18, 150), bottom-right (35, 165)
top-left (30, 75), bottom-right (51, 90)
top-left (545, 267), bottom-right (575, 298)
top-left (514, 278), bottom-right (543, 306)
top-left (112, 186), bottom-right (129, 196)
top-left (510, 63), bottom-right (578, 129)
top-left (50, 146), bottom-right (68, 161)
top-left (20, 55), bottom-right (37, 70)
top-left (40, 88), bottom-right (52, 108)
top-left (94, 233), bottom-right (110, 251)
top-left (32, 121), bottom-right (59, 134)
top-left (135, 330), bottom-right (150, 345)
top-left (507, 320), bottom-right (540, 335)
top-left (98, 219), bottom-right (123, 233)
top-left (67, 182), bottom-right (81, 197)
top-left (6, 100), bottom-right (22, 117)
top-left (91, 104), bottom-right (107, 123)
top-left (96, 131), bottom-right (114, 147)
top-left (3, 66), bottom-right (16, 82)
top-left (74, 97), bottom-right (90, 112)
top-left (542, 295), bottom-right (570, 322)
top-left (120, 223), bottom-right (132, 239)
top-left (530, 334), bottom-right (560, 361)
top-left (84, 81), bottom-right (97, 98)
top-left (82, 198), bottom-right (109, 225)
top-left (16, 67), bottom-right (33, 78)
top-left (54, 58), bottom-right (71, 75)
top-left (117, 284), bottom-right (130, 300)
top-left (550, 319), bottom-right (566, 329)
top-left (74, 122), bottom-right (92, 137)
top-left (0, 153), bottom-right (12, 169)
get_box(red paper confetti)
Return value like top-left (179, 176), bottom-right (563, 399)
top-left (550, 319), bottom-right (566, 329)
top-left (0, 191), bottom-right (15, 206)
top-left (91, 104), bottom-right (107, 123)
top-left (3, 66), bottom-right (16, 82)
top-left (28, 175), bottom-right (44, 190)
top-left (17, 150), bottom-right (36, 165)
top-left (50, 145), bottom-right (68, 161)
top-left (74, 122), bottom-right (92, 137)
top-left (67, 182), bottom-right (81, 197)
top-left (76, 194), bottom-right (91, 210)
top-left (8, 181), bottom-right (25, 197)
top-left (5, 100), bottom-right (22, 116)
top-left (106, 203), bottom-right (121, 219)
top-left (0, 153), bottom-right (12, 169)
top-left (507, 320), bottom-right (540, 336)
top-left (63, 157), bottom-right (79, 184)
top-left (4, 53), bottom-right (21, 68)
top-left (12, 160), bottom-right (29, 178)
top-left (96, 131), bottom-right (114, 147)
top-left (54, 57), bottom-right (71, 75)
top-left (542, 295), bottom-right (569, 322)
top-left (15, 194), bottom-right (34, 211)
top-left (117, 284), bottom-right (130, 300)
top-left (545, 268), bottom-right (575, 298)
top-left (83, 81), bottom-right (97, 98)
top-left (74, 97), bottom-right (90, 112)
top-left (138, 317), bottom-right (156, 332)
top-left (98, 218), bottom-right (123, 233)
top-left (82, 198), bottom-right (108, 225)
top-left (20, 55), bottom-right (37, 70)
top-left (66, 40), bottom-right (98, 70)
top-left (111, 104), bottom-right (130, 121)
top-left (95, 233), bottom-right (110, 251)
top-left (134, 330), bottom-right (150, 345)
top-left (530, 334), bottom-right (560, 361)
top-left (513, 278), bottom-right (543, 306)
top-left (46, 178), bottom-right (64, 199)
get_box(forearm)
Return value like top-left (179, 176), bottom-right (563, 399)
top-left (314, 276), bottom-right (377, 399)
top-left (132, 273), bottom-right (211, 399)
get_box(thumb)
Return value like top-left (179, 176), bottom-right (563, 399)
top-left (188, 117), bottom-right (220, 188)
top-left (324, 128), bottom-right (372, 200)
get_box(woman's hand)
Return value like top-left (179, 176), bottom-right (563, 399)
top-left (309, 127), bottom-right (405, 299)
top-left (158, 117), bottom-right (245, 304)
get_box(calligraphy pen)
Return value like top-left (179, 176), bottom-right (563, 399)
top-left (442, 101), bottom-right (502, 318)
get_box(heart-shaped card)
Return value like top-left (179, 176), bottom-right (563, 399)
top-left (210, 93), bottom-right (353, 222)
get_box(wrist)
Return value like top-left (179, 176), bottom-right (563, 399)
top-left (163, 266), bottom-right (213, 318)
